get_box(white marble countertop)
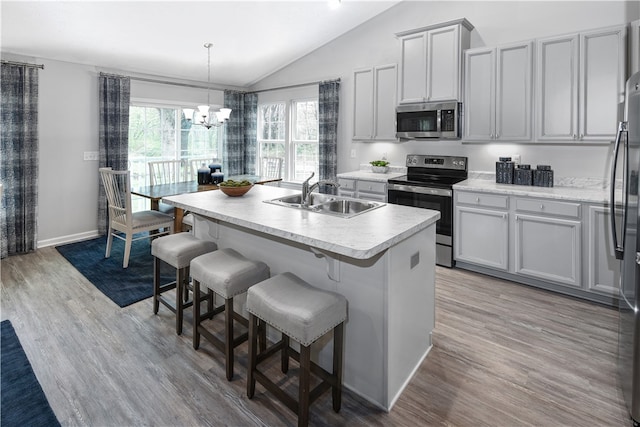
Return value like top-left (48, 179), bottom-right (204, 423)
top-left (337, 170), bottom-right (406, 182)
top-left (454, 178), bottom-right (619, 205)
top-left (163, 185), bottom-right (439, 260)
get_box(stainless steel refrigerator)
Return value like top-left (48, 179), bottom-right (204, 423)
top-left (611, 70), bottom-right (640, 425)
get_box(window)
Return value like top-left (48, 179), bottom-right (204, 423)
top-left (128, 104), bottom-right (220, 188)
top-left (257, 98), bottom-right (318, 183)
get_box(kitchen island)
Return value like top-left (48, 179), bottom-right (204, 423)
top-left (163, 185), bottom-right (440, 411)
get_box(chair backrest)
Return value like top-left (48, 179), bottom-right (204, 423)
top-left (148, 160), bottom-right (189, 185)
top-left (261, 157), bottom-right (283, 179)
top-left (99, 167), bottom-right (132, 226)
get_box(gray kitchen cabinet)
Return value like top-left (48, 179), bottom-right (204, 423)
top-left (338, 177), bottom-right (387, 202)
top-left (463, 41), bottom-right (533, 142)
top-left (454, 192), bottom-right (509, 270)
top-left (352, 64), bottom-right (397, 141)
top-left (536, 25), bottom-right (626, 142)
top-left (585, 205), bottom-right (622, 297)
top-left (631, 19), bottom-right (640, 75)
top-left (396, 19), bottom-right (472, 104)
top-left (513, 198), bottom-right (582, 288)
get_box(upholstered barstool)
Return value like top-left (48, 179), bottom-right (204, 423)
top-left (151, 233), bottom-right (217, 334)
top-left (246, 272), bottom-right (347, 427)
top-left (190, 248), bottom-right (270, 381)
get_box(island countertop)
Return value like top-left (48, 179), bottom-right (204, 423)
top-left (163, 184), bottom-right (439, 260)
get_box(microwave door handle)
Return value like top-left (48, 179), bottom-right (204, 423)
top-left (436, 109), bottom-right (442, 133)
top-left (610, 121), bottom-right (627, 260)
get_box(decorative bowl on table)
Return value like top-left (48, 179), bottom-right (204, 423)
top-left (370, 160), bottom-right (390, 174)
top-left (218, 180), bottom-right (254, 197)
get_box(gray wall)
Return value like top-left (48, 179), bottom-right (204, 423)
top-left (251, 1), bottom-right (640, 177)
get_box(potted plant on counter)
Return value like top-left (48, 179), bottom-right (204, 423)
top-left (370, 160), bottom-right (390, 173)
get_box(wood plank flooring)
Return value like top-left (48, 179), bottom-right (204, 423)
top-left (0, 247), bottom-right (630, 426)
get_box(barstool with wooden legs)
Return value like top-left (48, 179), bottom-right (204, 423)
top-left (151, 233), bottom-right (217, 334)
top-left (246, 272), bottom-right (347, 427)
top-left (190, 248), bottom-right (270, 381)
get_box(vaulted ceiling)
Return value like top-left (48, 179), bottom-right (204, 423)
top-left (1, 0), bottom-right (400, 87)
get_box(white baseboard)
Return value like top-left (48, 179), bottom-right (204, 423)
top-left (38, 230), bottom-right (101, 249)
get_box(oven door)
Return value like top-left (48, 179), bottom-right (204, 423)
top-left (387, 183), bottom-right (452, 242)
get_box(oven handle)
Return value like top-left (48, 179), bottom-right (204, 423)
top-left (388, 183), bottom-right (452, 197)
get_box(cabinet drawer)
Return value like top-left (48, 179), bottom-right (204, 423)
top-left (357, 180), bottom-right (387, 194)
top-left (338, 178), bottom-right (356, 191)
top-left (515, 198), bottom-right (581, 218)
top-left (456, 192), bottom-right (509, 209)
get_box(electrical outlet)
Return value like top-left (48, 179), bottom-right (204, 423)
top-left (84, 151), bottom-right (99, 161)
top-left (513, 154), bottom-right (521, 164)
top-left (350, 149), bottom-right (356, 158)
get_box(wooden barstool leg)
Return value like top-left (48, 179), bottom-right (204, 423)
top-left (298, 344), bottom-right (311, 427)
top-left (332, 323), bottom-right (344, 412)
top-left (183, 266), bottom-right (190, 303)
top-left (258, 320), bottom-right (266, 352)
top-left (281, 334), bottom-right (290, 373)
top-left (153, 257), bottom-right (161, 314)
top-left (176, 268), bottom-right (184, 335)
top-left (247, 313), bottom-right (258, 398)
top-left (225, 297), bottom-right (234, 381)
top-left (193, 279), bottom-right (201, 350)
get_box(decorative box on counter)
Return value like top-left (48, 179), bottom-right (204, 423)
top-left (496, 157), bottom-right (514, 184)
top-left (533, 165), bottom-right (554, 187)
top-left (514, 164), bottom-right (533, 186)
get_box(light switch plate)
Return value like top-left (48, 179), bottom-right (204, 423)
top-left (84, 151), bottom-right (99, 161)
top-left (350, 149), bottom-right (356, 158)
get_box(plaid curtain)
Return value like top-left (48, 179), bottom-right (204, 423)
top-left (0, 63), bottom-right (39, 258)
top-left (318, 80), bottom-right (340, 193)
top-left (223, 91), bottom-right (257, 176)
top-left (98, 74), bottom-right (130, 235)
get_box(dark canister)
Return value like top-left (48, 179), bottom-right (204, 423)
top-left (209, 161), bottom-right (222, 176)
top-left (211, 169), bottom-right (224, 184)
top-left (496, 157), bottom-right (514, 184)
top-left (514, 164), bottom-right (533, 186)
top-left (533, 165), bottom-right (554, 187)
top-left (197, 163), bottom-right (211, 185)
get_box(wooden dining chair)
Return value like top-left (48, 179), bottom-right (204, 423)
top-left (99, 167), bottom-right (174, 268)
top-left (261, 157), bottom-right (283, 179)
top-left (148, 160), bottom-right (189, 185)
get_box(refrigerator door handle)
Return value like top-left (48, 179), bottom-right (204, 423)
top-left (610, 121), bottom-right (628, 260)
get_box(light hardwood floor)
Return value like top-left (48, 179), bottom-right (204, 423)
top-left (1, 247), bottom-right (631, 426)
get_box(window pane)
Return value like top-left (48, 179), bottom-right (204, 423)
top-left (259, 103), bottom-right (285, 142)
top-left (294, 143), bottom-right (318, 181)
top-left (294, 100), bottom-right (318, 141)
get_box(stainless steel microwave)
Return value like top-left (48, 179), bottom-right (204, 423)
top-left (396, 101), bottom-right (461, 139)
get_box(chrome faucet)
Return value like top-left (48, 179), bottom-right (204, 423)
top-left (301, 172), bottom-right (340, 207)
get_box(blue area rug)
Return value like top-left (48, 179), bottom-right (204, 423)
top-left (56, 236), bottom-right (173, 308)
top-left (1, 320), bottom-right (61, 427)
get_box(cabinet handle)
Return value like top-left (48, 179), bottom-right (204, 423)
top-left (572, 133), bottom-right (577, 140)
top-left (475, 197), bottom-right (480, 203)
top-left (495, 133), bottom-right (500, 139)
top-left (579, 133), bottom-right (584, 140)
top-left (540, 204), bottom-right (544, 210)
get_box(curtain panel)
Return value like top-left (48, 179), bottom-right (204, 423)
top-left (222, 91), bottom-right (257, 176)
top-left (318, 80), bottom-right (340, 194)
top-left (98, 74), bottom-right (130, 235)
top-left (0, 63), bottom-right (39, 258)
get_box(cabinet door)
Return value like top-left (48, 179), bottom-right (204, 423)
top-left (536, 34), bottom-right (579, 141)
top-left (463, 48), bottom-right (495, 141)
top-left (455, 206), bottom-right (508, 270)
top-left (580, 26), bottom-right (626, 141)
top-left (427, 25), bottom-right (460, 102)
top-left (631, 19), bottom-right (640, 76)
top-left (373, 64), bottom-right (398, 141)
top-left (496, 42), bottom-right (533, 141)
top-left (353, 68), bottom-right (374, 140)
top-left (586, 205), bottom-right (622, 297)
top-left (399, 32), bottom-right (427, 104)
top-left (514, 214), bottom-right (581, 287)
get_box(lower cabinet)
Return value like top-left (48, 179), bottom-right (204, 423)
top-left (454, 189), bottom-right (620, 305)
top-left (338, 177), bottom-right (388, 202)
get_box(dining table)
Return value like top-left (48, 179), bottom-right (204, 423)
top-left (132, 174), bottom-right (282, 232)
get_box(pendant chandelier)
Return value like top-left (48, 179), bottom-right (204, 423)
top-left (183, 43), bottom-right (231, 129)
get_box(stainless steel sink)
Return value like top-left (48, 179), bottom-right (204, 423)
top-left (264, 193), bottom-right (385, 218)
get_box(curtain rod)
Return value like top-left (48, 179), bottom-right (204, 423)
top-left (99, 71), bottom-right (227, 91)
top-left (254, 78), bottom-right (341, 94)
top-left (1, 60), bottom-right (44, 69)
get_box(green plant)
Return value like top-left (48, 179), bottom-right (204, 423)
top-left (370, 160), bottom-right (389, 167)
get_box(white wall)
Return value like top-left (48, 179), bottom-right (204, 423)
top-left (250, 1), bottom-right (640, 179)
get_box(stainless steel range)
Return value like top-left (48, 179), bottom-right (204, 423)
top-left (387, 154), bottom-right (468, 267)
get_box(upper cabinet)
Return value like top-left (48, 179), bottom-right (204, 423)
top-left (631, 19), bottom-right (640, 76)
top-left (352, 64), bottom-right (398, 141)
top-left (396, 19), bottom-right (473, 104)
top-left (536, 25), bottom-right (626, 142)
top-left (463, 41), bottom-right (533, 142)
